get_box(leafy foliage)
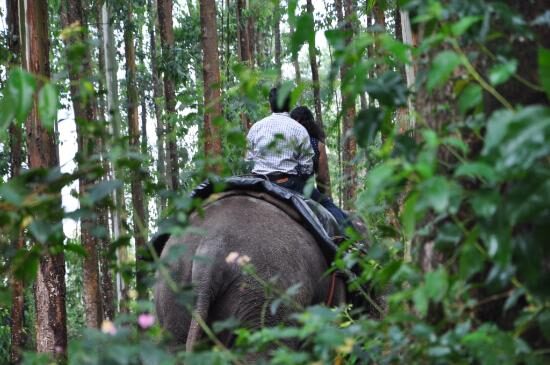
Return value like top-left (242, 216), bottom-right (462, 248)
top-left (0, 0), bottom-right (549, 364)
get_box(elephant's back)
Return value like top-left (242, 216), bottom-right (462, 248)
top-left (196, 194), bottom-right (325, 270)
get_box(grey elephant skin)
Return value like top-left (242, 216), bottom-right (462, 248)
top-left (154, 194), bottom-right (345, 354)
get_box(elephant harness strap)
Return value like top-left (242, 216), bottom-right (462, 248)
top-left (325, 272), bottom-right (339, 306)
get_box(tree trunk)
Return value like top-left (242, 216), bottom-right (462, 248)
top-left (101, 0), bottom-right (128, 311)
top-left (147, 0), bottom-right (167, 214)
top-left (290, 22), bottom-right (302, 84)
top-left (336, 0), bottom-right (357, 210)
top-left (225, 0), bottom-right (231, 81)
top-left (61, 0), bottom-right (103, 330)
top-left (199, 0), bottom-right (223, 172)
top-left (236, 0), bottom-right (252, 131)
top-left (23, 0), bottom-right (68, 358)
top-left (399, 9), bottom-right (416, 133)
top-left (124, 5), bottom-right (148, 299)
top-left (274, 1), bottom-right (282, 81)
top-left (94, 0), bottom-right (115, 321)
top-left (306, 0), bottom-right (332, 198)
top-left (247, 5), bottom-right (255, 67)
top-left (7, 2), bottom-right (25, 362)
top-left (157, 0), bottom-right (180, 190)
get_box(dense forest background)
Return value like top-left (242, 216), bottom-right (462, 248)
top-left (0, 0), bottom-right (549, 364)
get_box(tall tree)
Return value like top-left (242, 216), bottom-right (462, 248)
top-left (236, 0), bottom-right (252, 131)
top-left (61, 0), bottom-right (103, 329)
top-left (336, 0), bottom-right (357, 210)
top-left (306, 0), bottom-right (332, 197)
top-left (157, 0), bottom-right (180, 190)
top-left (146, 0), bottom-right (167, 214)
top-left (7, 1), bottom-right (25, 362)
top-left (290, 22), bottom-right (302, 84)
top-left (199, 0), bottom-right (223, 171)
top-left (101, 0), bottom-right (129, 310)
top-left (95, 0), bottom-right (115, 321)
top-left (124, 4), bottom-right (148, 299)
top-left (22, 0), bottom-right (68, 357)
top-left (274, 1), bottom-right (282, 80)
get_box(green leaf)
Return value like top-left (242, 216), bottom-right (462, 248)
top-left (459, 241), bottom-right (484, 280)
top-left (401, 192), bottom-right (419, 241)
top-left (363, 71), bottom-right (408, 107)
top-left (488, 59), bottom-right (517, 86)
top-left (539, 47), bottom-right (550, 101)
top-left (458, 83), bottom-right (482, 114)
top-left (427, 51), bottom-right (461, 91)
top-left (454, 161), bottom-right (496, 183)
top-left (417, 176), bottom-right (454, 213)
top-left (354, 107), bottom-right (384, 147)
top-left (380, 34), bottom-right (410, 64)
top-left (412, 286), bottom-right (429, 317)
top-left (470, 190), bottom-right (499, 219)
top-left (8, 69), bottom-right (37, 123)
top-left (538, 310), bottom-right (550, 341)
top-left (38, 82), bottom-right (58, 129)
top-left (425, 267), bottom-right (449, 302)
top-left (291, 12), bottom-right (314, 57)
top-left (0, 96), bottom-right (16, 132)
top-left (482, 106), bottom-right (550, 173)
top-left (451, 16), bottom-right (482, 36)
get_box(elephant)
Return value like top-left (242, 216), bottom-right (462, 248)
top-left (154, 193), bottom-right (346, 356)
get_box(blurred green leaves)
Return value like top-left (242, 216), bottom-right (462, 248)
top-left (0, 69), bottom-right (36, 132)
top-left (427, 50), bottom-right (461, 91)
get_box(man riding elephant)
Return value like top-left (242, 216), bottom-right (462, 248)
top-left (245, 87), bottom-right (314, 194)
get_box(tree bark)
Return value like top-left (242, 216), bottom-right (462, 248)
top-left (336, 0), bottom-right (357, 210)
top-left (61, 0), bottom-right (103, 330)
top-left (7, 3), bottom-right (25, 362)
top-left (94, 0), bottom-right (115, 321)
top-left (236, 0), bottom-right (252, 131)
top-left (290, 22), bottom-right (302, 84)
top-left (23, 0), bottom-right (68, 358)
top-left (147, 0), bottom-right (167, 213)
top-left (199, 0), bottom-right (223, 172)
top-left (306, 0), bottom-right (332, 198)
top-left (157, 0), bottom-right (180, 190)
top-left (274, 1), bottom-right (282, 81)
top-left (101, 0), bottom-right (128, 311)
top-left (124, 5), bottom-right (148, 299)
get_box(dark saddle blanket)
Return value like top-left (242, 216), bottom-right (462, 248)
top-left (153, 176), bottom-right (341, 262)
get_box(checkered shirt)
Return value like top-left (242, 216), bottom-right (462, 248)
top-left (246, 112), bottom-right (314, 176)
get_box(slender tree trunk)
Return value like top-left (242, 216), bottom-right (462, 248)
top-left (199, 0), bottom-right (223, 172)
top-left (95, 0), bottom-right (115, 321)
top-left (225, 0), bottom-right (231, 81)
top-left (124, 5), bottom-right (148, 299)
top-left (61, 0), bottom-right (103, 329)
top-left (23, 0), bottom-right (68, 358)
top-left (157, 0), bottom-right (180, 190)
top-left (274, 1), bottom-right (282, 81)
top-left (7, 2), bottom-right (25, 362)
top-left (306, 0), bottom-right (332, 197)
top-left (101, 0), bottom-right (128, 310)
top-left (147, 0), bottom-right (167, 214)
top-left (290, 22), bottom-right (302, 84)
top-left (336, 0), bottom-right (357, 210)
top-left (373, 4), bottom-right (386, 78)
top-left (236, 0), bottom-right (252, 131)
top-left (247, 4), bottom-right (255, 67)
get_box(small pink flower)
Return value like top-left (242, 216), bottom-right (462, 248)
top-left (101, 320), bottom-right (117, 335)
top-left (138, 313), bottom-right (155, 329)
